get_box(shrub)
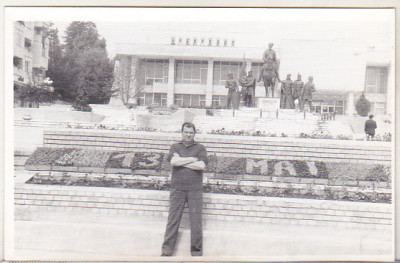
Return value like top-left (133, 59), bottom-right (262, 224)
top-left (355, 93), bottom-right (371, 117)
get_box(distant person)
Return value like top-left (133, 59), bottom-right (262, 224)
top-left (301, 76), bottom-right (316, 112)
top-left (161, 122), bottom-right (208, 257)
top-left (225, 73), bottom-right (238, 109)
top-left (263, 42), bottom-right (277, 63)
top-left (365, 114), bottom-right (377, 141)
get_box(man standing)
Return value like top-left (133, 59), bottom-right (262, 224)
top-left (225, 73), bottom-right (238, 109)
top-left (161, 122), bottom-right (208, 257)
top-left (301, 76), bottom-right (316, 112)
top-left (365, 114), bottom-right (377, 140)
top-left (280, 74), bottom-right (294, 109)
top-left (263, 42), bottom-right (277, 63)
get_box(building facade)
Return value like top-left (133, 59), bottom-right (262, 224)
top-left (13, 21), bottom-right (50, 91)
top-left (113, 37), bottom-right (393, 116)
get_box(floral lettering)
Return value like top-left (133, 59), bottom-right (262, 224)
top-left (111, 152), bottom-right (136, 168)
top-left (246, 159), bottom-right (269, 174)
top-left (274, 161), bottom-right (297, 176)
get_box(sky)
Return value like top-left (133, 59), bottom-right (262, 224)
top-left (48, 8), bottom-right (394, 59)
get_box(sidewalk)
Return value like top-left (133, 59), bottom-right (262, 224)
top-left (12, 206), bottom-right (393, 262)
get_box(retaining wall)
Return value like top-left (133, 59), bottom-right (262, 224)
top-left (42, 130), bottom-right (391, 164)
top-left (14, 182), bottom-right (391, 230)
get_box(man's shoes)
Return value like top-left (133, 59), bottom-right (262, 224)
top-left (161, 253), bottom-right (171, 257)
top-left (191, 251), bottom-right (203, 257)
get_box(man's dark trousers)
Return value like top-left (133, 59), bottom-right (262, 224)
top-left (162, 188), bottom-right (203, 256)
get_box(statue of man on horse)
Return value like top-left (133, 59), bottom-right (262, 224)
top-left (257, 54), bottom-right (281, 98)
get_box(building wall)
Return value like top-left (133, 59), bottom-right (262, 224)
top-left (13, 21), bottom-right (50, 88)
top-left (114, 39), bottom-right (392, 115)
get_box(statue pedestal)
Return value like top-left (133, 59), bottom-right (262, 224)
top-left (258, 98), bottom-right (280, 112)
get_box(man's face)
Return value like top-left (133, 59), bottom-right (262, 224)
top-left (309, 77), bottom-right (313, 82)
top-left (182, 126), bottom-right (195, 143)
top-left (269, 44), bottom-right (273, 49)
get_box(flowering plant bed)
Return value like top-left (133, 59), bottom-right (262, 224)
top-left (26, 172), bottom-right (391, 203)
top-left (25, 147), bottom-right (390, 183)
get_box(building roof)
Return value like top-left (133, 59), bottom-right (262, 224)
top-left (116, 43), bottom-right (265, 61)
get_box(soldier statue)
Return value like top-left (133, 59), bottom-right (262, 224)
top-left (280, 74), bottom-right (295, 109)
top-left (263, 43), bottom-right (277, 63)
top-left (239, 71), bottom-right (256, 107)
top-left (292, 73), bottom-right (304, 111)
top-left (300, 76), bottom-right (316, 112)
top-left (225, 73), bottom-right (238, 109)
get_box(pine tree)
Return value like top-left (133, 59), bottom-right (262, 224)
top-left (60, 21), bottom-right (114, 105)
top-left (355, 93), bottom-right (371, 117)
top-left (46, 26), bottom-right (65, 100)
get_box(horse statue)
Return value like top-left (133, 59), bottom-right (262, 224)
top-left (257, 55), bottom-right (280, 98)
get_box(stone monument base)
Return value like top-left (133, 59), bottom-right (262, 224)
top-left (258, 97), bottom-right (280, 112)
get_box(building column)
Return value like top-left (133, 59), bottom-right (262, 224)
top-left (246, 61), bottom-right (252, 73)
top-left (129, 56), bottom-right (138, 100)
top-left (386, 65), bottom-right (393, 116)
top-left (167, 58), bottom-right (175, 106)
top-left (206, 60), bottom-right (214, 107)
top-left (346, 92), bottom-right (355, 115)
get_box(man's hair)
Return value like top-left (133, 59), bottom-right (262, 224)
top-left (369, 114), bottom-right (374, 119)
top-left (181, 122), bottom-right (196, 133)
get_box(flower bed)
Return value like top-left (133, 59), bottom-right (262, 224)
top-left (26, 172), bottom-right (391, 203)
top-left (26, 147), bottom-right (390, 183)
top-left (24, 147), bottom-right (391, 203)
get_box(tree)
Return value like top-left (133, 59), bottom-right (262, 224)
top-left (355, 93), bottom-right (371, 117)
top-left (46, 26), bottom-right (65, 100)
top-left (111, 57), bottom-right (146, 106)
top-left (62, 22), bottom-right (114, 105)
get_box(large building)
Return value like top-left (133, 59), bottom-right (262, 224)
top-left (113, 36), bottom-right (393, 116)
top-left (13, 21), bottom-right (50, 96)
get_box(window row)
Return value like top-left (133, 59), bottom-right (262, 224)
top-left (174, 94), bottom-right (206, 108)
top-left (364, 66), bottom-right (388, 94)
top-left (136, 92), bottom-right (167, 107)
top-left (137, 59), bottom-right (265, 86)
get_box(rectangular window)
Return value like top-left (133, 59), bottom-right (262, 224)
top-left (174, 94), bottom-right (207, 108)
top-left (136, 92), bottom-right (145, 106)
top-left (13, 56), bottom-right (23, 69)
top-left (365, 66), bottom-right (388, 94)
top-left (212, 95), bottom-right (228, 108)
top-left (213, 61), bottom-right (244, 85)
top-left (138, 59), bottom-right (169, 85)
top-left (174, 94), bottom-right (183, 107)
top-left (175, 60), bottom-right (208, 84)
top-left (24, 38), bottom-right (32, 51)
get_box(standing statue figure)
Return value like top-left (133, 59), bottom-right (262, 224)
top-left (239, 71), bottom-right (256, 107)
top-left (257, 55), bottom-right (280, 98)
top-left (280, 74), bottom-right (295, 109)
top-left (263, 42), bottom-right (277, 63)
top-left (225, 73), bottom-right (238, 109)
top-left (301, 76), bottom-right (316, 112)
top-left (292, 73), bottom-right (304, 111)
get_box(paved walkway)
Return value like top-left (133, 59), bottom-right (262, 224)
top-left (12, 206), bottom-right (393, 262)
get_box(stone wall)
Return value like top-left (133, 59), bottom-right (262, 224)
top-left (14, 182), bottom-right (391, 230)
top-left (42, 130), bottom-right (391, 164)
